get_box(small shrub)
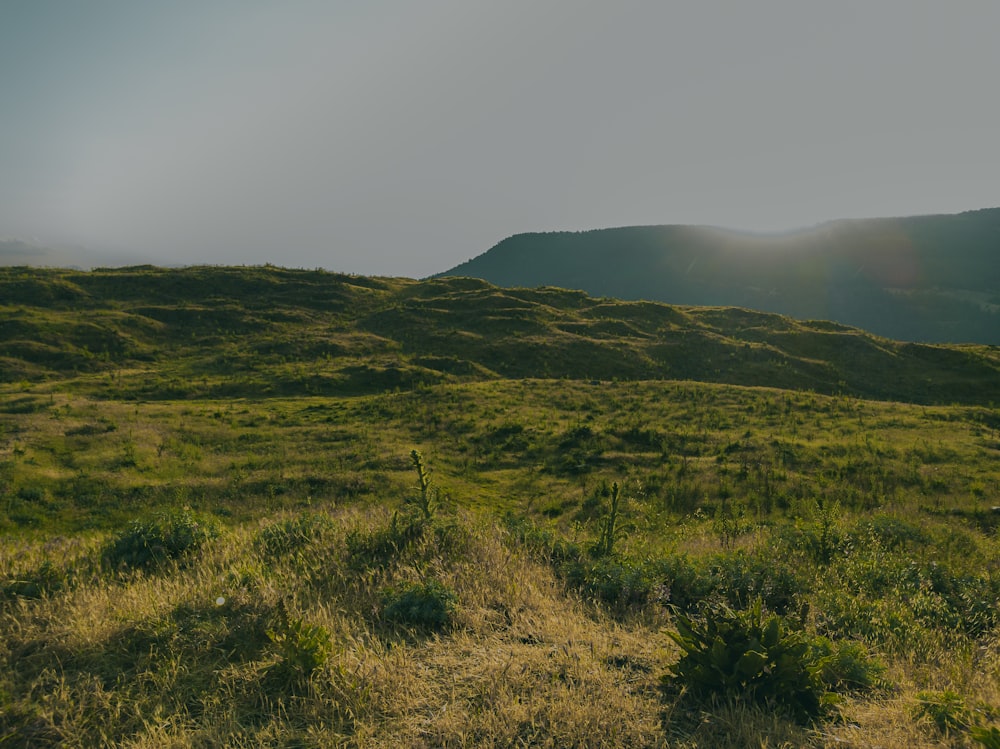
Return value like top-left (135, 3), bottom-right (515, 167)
top-left (16, 486), bottom-right (46, 503)
top-left (254, 512), bottom-right (334, 559)
top-left (654, 551), bottom-right (805, 616)
top-left (807, 636), bottom-right (887, 694)
top-left (712, 501), bottom-right (755, 549)
top-left (265, 602), bottom-right (332, 688)
top-left (972, 726), bottom-right (1000, 748)
top-left (703, 551), bottom-right (805, 616)
top-left (782, 499), bottom-right (843, 565)
top-left (914, 690), bottom-right (973, 734)
top-left (665, 599), bottom-right (840, 723)
top-left (103, 508), bottom-right (219, 570)
top-left (563, 556), bottom-right (654, 609)
top-left (2, 560), bottom-right (67, 599)
top-left (853, 514), bottom-right (928, 551)
top-left (345, 512), bottom-right (425, 569)
top-left (649, 554), bottom-right (711, 613)
top-left (382, 579), bottom-right (456, 630)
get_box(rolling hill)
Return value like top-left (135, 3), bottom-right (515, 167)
top-left (4, 264), bottom-right (1000, 747)
top-left (439, 208), bottom-right (1000, 344)
top-left (1, 264), bottom-right (998, 405)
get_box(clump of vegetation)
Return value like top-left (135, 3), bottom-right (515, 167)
top-left (3, 267), bottom-right (1000, 746)
top-left (563, 555), bottom-right (654, 610)
top-left (102, 507), bottom-right (219, 570)
top-left (2, 559), bottom-right (68, 599)
top-left (914, 689), bottom-right (975, 734)
top-left (665, 599), bottom-right (883, 723)
top-left (264, 601), bottom-right (333, 690)
top-left (382, 579), bottom-right (456, 630)
top-left (254, 511), bottom-right (334, 559)
top-left (593, 480), bottom-right (626, 557)
top-left (346, 511), bottom-right (425, 569)
top-left (972, 726), bottom-right (1000, 748)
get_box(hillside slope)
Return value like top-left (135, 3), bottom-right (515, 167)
top-left (439, 208), bottom-right (1000, 344)
top-left (1, 265), bottom-right (999, 405)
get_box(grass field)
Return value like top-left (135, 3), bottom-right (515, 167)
top-left (2, 266), bottom-right (1000, 746)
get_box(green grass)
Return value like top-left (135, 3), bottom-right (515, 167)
top-left (2, 265), bottom-right (999, 404)
top-left (1, 264), bottom-right (999, 746)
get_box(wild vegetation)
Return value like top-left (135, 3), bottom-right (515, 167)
top-left (2, 264), bottom-right (1000, 747)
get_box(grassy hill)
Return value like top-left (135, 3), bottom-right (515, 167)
top-left (440, 207), bottom-right (1000, 344)
top-left (2, 264), bottom-right (999, 405)
top-left (2, 264), bottom-right (1000, 747)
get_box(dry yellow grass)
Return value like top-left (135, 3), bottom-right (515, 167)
top-left (5, 504), bottom-right (1000, 746)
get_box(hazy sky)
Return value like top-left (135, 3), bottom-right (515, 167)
top-left (2, 1), bottom-right (998, 277)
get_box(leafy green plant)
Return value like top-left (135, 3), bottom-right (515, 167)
top-left (702, 551), bottom-right (805, 616)
top-left (853, 514), bottom-right (927, 552)
top-left (807, 636), bottom-right (886, 694)
top-left (382, 579), bottom-right (456, 630)
top-left (914, 690), bottom-right (973, 734)
top-left (265, 601), bottom-right (332, 688)
top-left (103, 508), bottom-right (219, 570)
top-left (971, 726), bottom-right (1000, 748)
top-left (712, 501), bottom-right (754, 549)
top-left (666, 599), bottom-right (838, 723)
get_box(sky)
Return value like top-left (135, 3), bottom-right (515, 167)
top-left (1, 1), bottom-right (998, 278)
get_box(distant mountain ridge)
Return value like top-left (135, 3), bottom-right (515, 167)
top-left (439, 208), bottom-right (1000, 344)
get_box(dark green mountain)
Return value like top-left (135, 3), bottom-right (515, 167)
top-left (2, 265), bottom-right (998, 406)
top-left (439, 208), bottom-right (1000, 344)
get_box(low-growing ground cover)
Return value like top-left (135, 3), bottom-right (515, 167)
top-left (2, 266), bottom-right (1000, 745)
top-left (2, 377), bottom-right (999, 746)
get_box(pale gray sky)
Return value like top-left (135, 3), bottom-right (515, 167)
top-left (2, 1), bottom-right (998, 277)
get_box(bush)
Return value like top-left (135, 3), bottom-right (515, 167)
top-left (382, 580), bottom-right (456, 630)
top-left (852, 514), bottom-right (927, 551)
top-left (103, 508), bottom-right (219, 570)
top-left (648, 554), bottom-right (711, 612)
top-left (817, 550), bottom-right (1000, 645)
top-left (653, 551), bottom-right (805, 616)
top-left (563, 556), bottom-right (654, 609)
top-left (254, 512), bottom-right (334, 559)
top-left (345, 512), bottom-right (425, 569)
top-left (807, 636), bottom-right (887, 694)
top-left (702, 551), bottom-right (804, 616)
top-left (914, 690), bottom-right (973, 734)
top-left (665, 599), bottom-right (864, 723)
top-left (265, 602), bottom-right (332, 689)
top-left (503, 514), bottom-right (582, 565)
top-left (2, 560), bottom-right (67, 599)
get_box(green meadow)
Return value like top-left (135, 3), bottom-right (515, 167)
top-left (2, 265), bottom-right (1000, 747)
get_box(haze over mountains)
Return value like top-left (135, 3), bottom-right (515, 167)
top-left (441, 208), bottom-right (1000, 344)
top-left (0, 238), bottom-right (154, 270)
top-left (5, 207), bottom-right (998, 345)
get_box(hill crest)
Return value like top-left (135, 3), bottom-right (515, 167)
top-left (438, 208), bottom-right (1000, 344)
top-left (1, 265), bottom-right (998, 406)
